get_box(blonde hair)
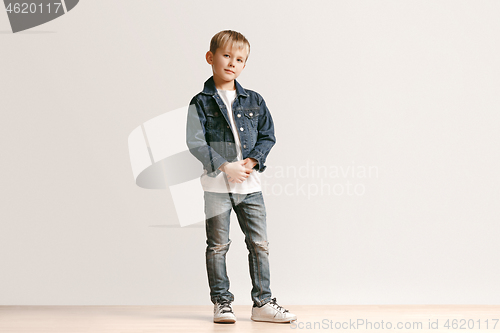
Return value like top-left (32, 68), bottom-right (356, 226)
top-left (210, 30), bottom-right (250, 61)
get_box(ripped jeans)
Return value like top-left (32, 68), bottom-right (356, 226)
top-left (204, 191), bottom-right (272, 307)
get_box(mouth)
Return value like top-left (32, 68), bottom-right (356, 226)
top-left (225, 69), bottom-right (235, 74)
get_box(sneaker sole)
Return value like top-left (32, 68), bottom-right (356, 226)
top-left (214, 315), bottom-right (236, 323)
top-left (214, 317), bottom-right (236, 323)
top-left (251, 315), bottom-right (297, 323)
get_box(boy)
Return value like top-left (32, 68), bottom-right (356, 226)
top-left (186, 30), bottom-right (297, 324)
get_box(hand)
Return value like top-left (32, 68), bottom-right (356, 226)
top-left (223, 160), bottom-right (253, 183)
top-left (243, 158), bottom-right (258, 171)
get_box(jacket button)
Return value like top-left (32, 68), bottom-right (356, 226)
top-left (237, 114), bottom-right (241, 117)
top-left (226, 125), bottom-right (229, 128)
top-left (214, 112), bottom-right (218, 116)
top-left (243, 145), bottom-right (246, 148)
top-left (240, 127), bottom-right (244, 131)
top-left (249, 112), bottom-right (253, 116)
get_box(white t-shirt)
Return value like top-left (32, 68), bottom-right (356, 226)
top-left (200, 89), bottom-right (261, 193)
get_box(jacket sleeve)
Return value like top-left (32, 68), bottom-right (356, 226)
top-left (186, 97), bottom-right (227, 177)
top-left (246, 95), bottom-right (276, 173)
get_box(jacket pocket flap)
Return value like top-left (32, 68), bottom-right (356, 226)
top-left (205, 107), bottom-right (222, 117)
top-left (243, 108), bottom-right (259, 119)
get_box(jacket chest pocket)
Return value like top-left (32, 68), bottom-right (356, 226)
top-left (243, 108), bottom-right (259, 129)
top-left (205, 108), bottom-right (225, 132)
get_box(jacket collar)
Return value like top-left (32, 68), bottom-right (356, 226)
top-left (201, 76), bottom-right (249, 98)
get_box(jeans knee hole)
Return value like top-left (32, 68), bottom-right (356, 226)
top-left (253, 240), bottom-right (269, 254)
top-left (209, 240), bottom-right (231, 254)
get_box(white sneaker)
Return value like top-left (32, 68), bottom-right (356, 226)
top-left (251, 298), bottom-right (297, 323)
top-left (213, 300), bottom-right (236, 323)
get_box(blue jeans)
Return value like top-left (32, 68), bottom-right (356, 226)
top-left (204, 191), bottom-right (272, 307)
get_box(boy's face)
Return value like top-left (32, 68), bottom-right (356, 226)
top-left (206, 45), bottom-right (248, 89)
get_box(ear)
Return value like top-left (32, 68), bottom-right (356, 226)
top-left (206, 51), bottom-right (213, 65)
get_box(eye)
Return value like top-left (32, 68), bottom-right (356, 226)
top-left (224, 54), bottom-right (229, 58)
top-left (237, 59), bottom-right (243, 62)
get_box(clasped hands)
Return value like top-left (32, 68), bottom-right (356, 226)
top-left (219, 158), bottom-right (258, 183)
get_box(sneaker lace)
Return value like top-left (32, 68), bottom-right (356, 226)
top-left (269, 297), bottom-right (289, 313)
top-left (218, 300), bottom-right (233, 314)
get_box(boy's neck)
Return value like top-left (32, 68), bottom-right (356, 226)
top-left (213, 76), bottom-right (235, 91)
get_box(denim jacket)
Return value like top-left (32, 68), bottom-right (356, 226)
top-left (186, 76), bottom-right (276, 178)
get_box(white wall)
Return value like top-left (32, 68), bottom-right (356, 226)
top-left (1, 0), bottom-right (499, 305)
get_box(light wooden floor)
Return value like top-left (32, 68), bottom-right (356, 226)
top-left (1, 305), bottom-right (499, 332)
